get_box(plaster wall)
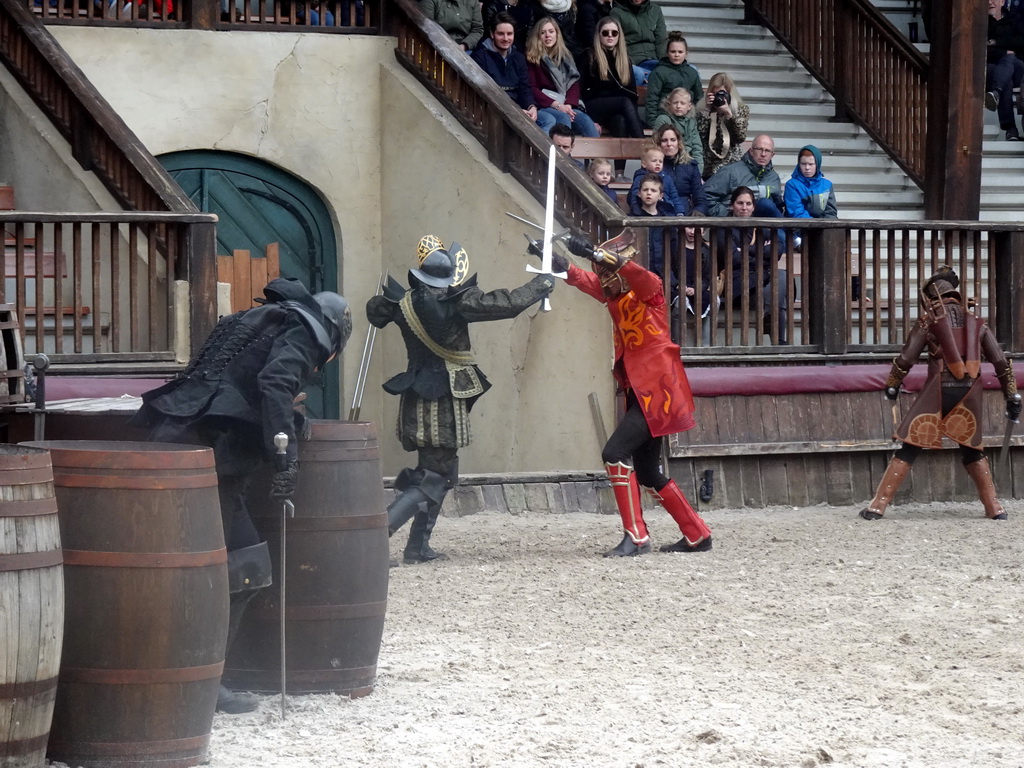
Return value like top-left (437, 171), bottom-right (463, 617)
top-left (34, 27), bottom-right (611, 475)
top-left (0, 66), bottom-right (120, 211)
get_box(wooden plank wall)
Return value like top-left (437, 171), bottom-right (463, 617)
top-left (671, 389), bottom-right (1019, 510)
top-left (217, 243), bottom-right (280, 313)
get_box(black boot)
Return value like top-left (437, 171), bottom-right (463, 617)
top-left (603, 534), bottom-right (652, 558)
top-left (218, 543), bottom-right (271, 715)
top-left (388, 468), bottom-right (449, 536)
top-left (403, 498), bottom-right (448, 564)
top-left (660, 536), bottom-right (713, 553)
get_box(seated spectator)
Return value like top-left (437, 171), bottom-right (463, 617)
top-left (714, 186), bottom-right (788, 344)
top-left (576, 0), bottom-right (613, 49)
top-left (651, 90), bottom-right (703, 171)
top-left (536, 0), bottom-right (584, 59)
top-left (703, 134), bottom-right (784, 218)
top-left (696, 72), bottom-right (750, 180)
top-left (645, 31), bottom-right (703, 127)
top-left (784, 145), bottom-right (837, 220)
top-left (527, 16), bottom-right (600, 137)
top-left (610, 0), bottom-right (666, 86)
top-left (683, 219), bottom-right (715, 326)
top-left (549, 124), bottom-right (586, 166)
top-left (423, 0), bottom-right (484, 51)
top-left (473, 14), bottom-right (557, 133)
top-left (986, 0), bottom-right (1024, 141)
top-left (653, 124), bottom-right (707, 215)
top-left (483, 0), bottom-right (536, 52)
top-left (580, 16), bottom-right (645, 176)
top-left (627, 144), bottom-right (686, 213)
top-left (631, 173), bottom-right (678, 288)
top-left (588, 157), bottom-right (620, 206)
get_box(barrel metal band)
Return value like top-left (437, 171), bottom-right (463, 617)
top-left (0, 548), bottom-right (63, 572)
top-left (62, 548), bottom-right (227, 568)
top-left (0, 732), bottom-right (50, 757)
top-left (47, 734), bottom-right (211, 757)
top-left (0, 466), bottom-right (54, 484)
top-left (254, 600), bottom-right (386, 621)
top-left (51, 472), bottom-right (219, 489)
top-left (0, 497), bottom-right (59, 518)
top-left (0, 675), bottom-right (59, 698)
top-left (60, 660), bottom-right (225, 685)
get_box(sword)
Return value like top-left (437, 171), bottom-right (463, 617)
top-left (505, 212), bottom-right (571, 243)
top-left (274, 432), bottom-right (295, 720)
top-left (998, 393), bottom-right (1021, 477)
top-left (524, 146), bottom-right (567, 310)
top-left (349, 272), bottom-right (387, 421)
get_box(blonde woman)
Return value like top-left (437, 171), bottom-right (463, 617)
top-left (696, 72), bottom-right (750, 180)
top-left (526, 16), bottom-right (599, 137)
top-left (579, 16), bottom-right (644, 139)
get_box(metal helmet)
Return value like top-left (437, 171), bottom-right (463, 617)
top-left (313, 291), bottom-right (352, 355)
top-left (921, 266), bottom-right (961, 306)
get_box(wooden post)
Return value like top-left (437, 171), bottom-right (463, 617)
top-left (993, 231), bottom-right (1024, 354)
top-left (186, 219), bottom-right (218, 357)
top-left (806, 227), bottom-right (848, 354)
top-left (923, 0), bottom-right (986, 219)
top-left (187, 0), bottom-right (221, 30)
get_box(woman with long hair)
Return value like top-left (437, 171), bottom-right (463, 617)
top-left (526, 16), bottom-right (599, 137)
top-left (579, 16), bottom-right (644, 140)
top-left (696, 72), bottom-right (750, 180)
top-left (652, 123), bottom-right (706, 215)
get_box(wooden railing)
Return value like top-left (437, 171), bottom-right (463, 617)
top-left (745, 0), bottom-right (929, 187)
top-left (0, 0), bottom-right (198, 212)
top-left (1, 212), bottom-right (218, 367)
top-left (658, 219), bottom-right (1024, 357)
top-left (27, 0), bottom-right (381, 32)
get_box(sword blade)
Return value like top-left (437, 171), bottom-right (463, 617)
top-left (999, 417), bottom-right (1016, 477)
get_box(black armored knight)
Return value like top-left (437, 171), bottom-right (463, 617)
top-left (133, 277), bottom-right (352, 713)
top-left (367, 235), bottom-right (553, 565)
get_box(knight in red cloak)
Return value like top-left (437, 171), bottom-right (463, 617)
top-left (860, 266), bottom-right (1020, 521)
top-left (553, 230), bottom-right (712, 556)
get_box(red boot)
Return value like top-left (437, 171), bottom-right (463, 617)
top-left (646, 480), bottom-right (713, 552)
top-left (605, 462), bottom-right (650, 557)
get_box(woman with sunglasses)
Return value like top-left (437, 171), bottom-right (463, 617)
top-left (580, 17), bottom-right (645, 150)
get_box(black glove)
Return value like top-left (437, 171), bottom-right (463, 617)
top-left (1008, 395), bottom-right (1022, 422)
top-left (293, 411), bottom-right (313, 441)
top-left (271, 460), bottom-right (299, 499)
top-left (565, 235), bottom-right (598, 261)
top-left (527, 237), bottom-right (568, 274)
top-left (884, 386), bottom-right (899, 401)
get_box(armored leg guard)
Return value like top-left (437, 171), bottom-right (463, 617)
top-left (604, 461), bottom-right (650, 557)
top-left (646, 481), bottom-right (713, 552)
top-left (859, 457), bottom-right (911, 520)
top-left (218, 542), bottom-right (273, 714)
top-left (387, 467), bottom-right (448, 536)
top-left (965, 457), bottom-right (1007, 520)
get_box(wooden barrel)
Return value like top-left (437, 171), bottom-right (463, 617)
top-left (0, 444), bottom-right (63, 768)
top-left (21, 441), bottom-right (228, 768)
top-left (223, 421), bottom-right (389, 696)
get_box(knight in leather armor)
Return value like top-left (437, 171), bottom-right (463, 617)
top-left (367, 235), bottom-right (554, 564)
top-left (556, 230), bottom-right (713, 557)
top-left (859, 266), bottom-right (1019, 521)
top-left (133, 277), bottom-right (352, 712)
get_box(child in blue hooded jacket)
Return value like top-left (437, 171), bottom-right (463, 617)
top-left (784, 145), bottom-right (838, 219)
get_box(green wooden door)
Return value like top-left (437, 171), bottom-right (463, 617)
top-left (161, 151), bottom-right (340, 418)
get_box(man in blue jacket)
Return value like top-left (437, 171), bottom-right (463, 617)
top-left (471, 13), bottom-right (556, 132)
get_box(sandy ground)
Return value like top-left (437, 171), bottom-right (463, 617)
top-left (55, 502), bottom-right (1024, 768)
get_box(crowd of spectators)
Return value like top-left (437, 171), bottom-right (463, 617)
top-left (420, 0), bottom-right (852, 342)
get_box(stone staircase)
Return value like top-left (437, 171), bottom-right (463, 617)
top-left (661, 0), bottom-right (1024, 222)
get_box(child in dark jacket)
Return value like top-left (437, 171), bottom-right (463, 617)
top-left (589, 158), bottom-right (620, 207)
top-left (627, 144), bottom-right (685, 214)
top-left (645, 31), bottom-right (703, 127)
top-left (630, 173), bottom-right (679, 289)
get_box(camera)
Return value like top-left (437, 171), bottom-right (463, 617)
top-left (711, 89), bottom-right (731, 108)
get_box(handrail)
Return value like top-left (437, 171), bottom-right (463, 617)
top-left (385, 0), bottom-right (624, 242)
top-left (0, 0), bottom-right (198, 212)
top-left (745, 0), bottom-right (928, 187)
